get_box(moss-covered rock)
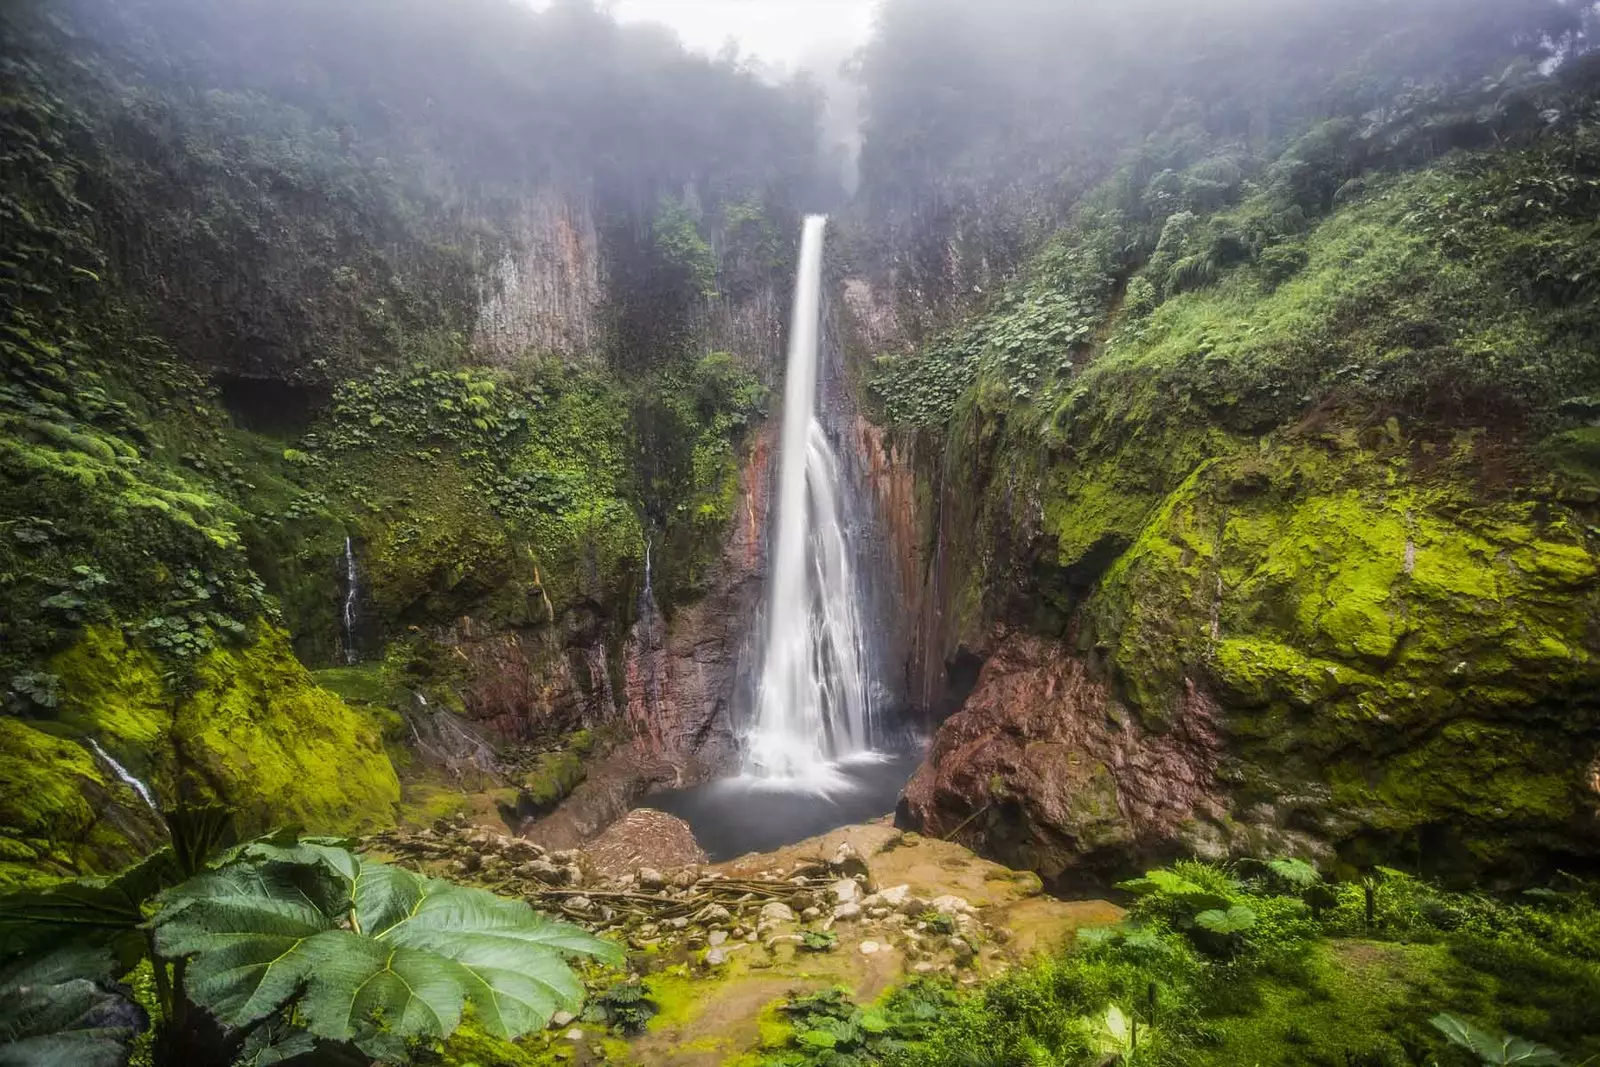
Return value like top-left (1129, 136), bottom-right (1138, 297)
top-left (0, 717), bottom-right (157, 889)
top-left (17, 622), bottom-right (402, 879)
top-left (1085, 437), bottom-right (1599, 872)
top-left (884, 127), bottom-right (1600, 881)
top-left (176, 626), bottom-right (401, 834)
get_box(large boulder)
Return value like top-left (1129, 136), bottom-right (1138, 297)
top-left (903, 632), bottom-right (1230, 885)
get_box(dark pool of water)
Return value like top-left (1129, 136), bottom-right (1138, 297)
top-left (646, 747), bottom-right (924, 861)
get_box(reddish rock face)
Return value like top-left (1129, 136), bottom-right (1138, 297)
top-left (902, 630), bottom-right (1228, 885)
top-left (621, 425), bottom-right (772, 769)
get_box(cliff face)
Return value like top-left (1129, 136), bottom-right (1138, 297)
top-left (0, 0), bottom-right (824, 882)
top-left (855, 63), bottom-right (1600, 884)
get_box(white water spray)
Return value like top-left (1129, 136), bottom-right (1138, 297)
top-left (342, 536), bottom-right (359, 665)
top-left (745, 215), bottom-right (877, 784)
top-left (87, 738), bottom-right (160, 815)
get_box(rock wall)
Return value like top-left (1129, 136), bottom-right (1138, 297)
top-left (902, 629), bottom-right (1233, 886)
top-left (472, 187), bottom-right (605, 364)
top-left (621, 425), bottom-right (774, 768)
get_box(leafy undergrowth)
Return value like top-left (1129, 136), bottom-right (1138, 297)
top-left (754, 860), bottom-right (1600, 1067)
top-left (0, 809), bottom-right (622, 1066)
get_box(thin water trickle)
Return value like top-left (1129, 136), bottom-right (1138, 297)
top-left (342, 536), bottom-right (359, 665)
top-left (87, 738), bottom-right (160, 814)
top-left (744, 215), bottom-right (878, 786)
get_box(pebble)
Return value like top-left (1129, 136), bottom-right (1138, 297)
top-left (831, 902), bottom-right (862, 922)
top-left (859, 940), bottom-right (881, 955)
top-left (802, 906), bottom-right (822, 920)
top-left (550, 1011), bottom-right (576, 1028)
top-left (702, 904), bottom-right (732, 923)
top-left (950, 937), bottom-right (975, 962)
top-left (864, 884), bottom-right (910, 908)
top-left (930, 894), bottom-right (975, 916)
top-left (830, 879), bottom-right (862, 905)
top-left (668, 916), bottom-right (688, 930)
top-left (913, 961), bottom-right (938, 974)
top-left (759, 901), bottom-right (796, 924)
top-left (705, 947), bottom-right (728, 966)
top-left (519, 859), bottom-right (568, 885)
top-left (567, 896), bottom-right (592, 912)
top-left (564, 1028), bottom-right (584, 1041)
top-left (637, 868), bottom-right (666, 890)
top-left (708, 930), bottom-right (728, 946)
top-left (745, 931), bottom-right (758, 942)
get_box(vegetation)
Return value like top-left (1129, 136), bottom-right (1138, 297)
top-left (753, 861), bottom-right (1600, 1067)
top-left (862, 0), bottom-right (1600, 881)
top-left (0, 810), bottom-right (620, 1065)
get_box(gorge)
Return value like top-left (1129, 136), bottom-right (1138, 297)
top-left (2, 0), bottom-right (1599, 1064)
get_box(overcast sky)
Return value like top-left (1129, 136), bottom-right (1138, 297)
top-left (606, 0), bottom-right (879, 72)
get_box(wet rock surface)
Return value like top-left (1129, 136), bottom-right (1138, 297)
top-left (903, 629), bottom-right (1232, 884)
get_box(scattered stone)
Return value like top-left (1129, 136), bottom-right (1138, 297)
top-left (562, 864), bottom-right (583, 887)
top-left (567, 895), bottom-right (592, 912)
top-left (708, 930), bottom-right (728, 946)
top-left (913, 961), bottom-right (938, 973)
top-left (830, 879), bottom-right (862, 905)
top-left (637, 867), bottom-right (666, 891)
top-left (867, 907), bottom-right (891, 919)
top-left (668, 916), bottom-right (689, 930)
top-left (550, 1011), bottom-right (576, 1028)
top-left (802, 906), bottom-right (822, 920)
top-left (745, 931), bottom-right (758, 943)
top-left (564, 1028), bottom-right (584, 1041)
top-left (863, 884), bottom-right (910, 908)
top-left (702, 904), bottom-right (732, 923)
top-left (950, 937), bottom-right (975, 962)
top-left (519, 859), bottom-right (568, 885)
top-left (930, 894), bottom-right (975, 916)
top-left (859, 940), bottom-right (881, 955)
top-left (759, 901), bottom-right (796, 924)
top-left (831, 902), bottom-right (862, 922)
top-left (704, 947), bottom-right (729, 967)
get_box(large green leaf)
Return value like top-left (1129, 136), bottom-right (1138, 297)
top-left (0, 851), bottom-right (176, 967)
top-left (1429, 1014), bottom-right (1566, 1066)
top-left (1195, 904), bottom-right (1257, 935)
top-left (0, 947), bottom-right (145, 1067)
top-left (154, 848), bottom-right (622, 1052)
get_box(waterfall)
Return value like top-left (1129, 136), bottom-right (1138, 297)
top-left (744, 215), bottom-right (877, 783)
top-left (87, 739), bottom-right (160, 815)
top-left (342, 536), bottom-right (359, 665)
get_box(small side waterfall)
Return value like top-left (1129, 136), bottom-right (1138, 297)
top-left (342, 536), bottom-right (359, 665)
top-left (744, 216), bottom-right (878, 783)
top-left (87, 738), bottom-right (160, 815)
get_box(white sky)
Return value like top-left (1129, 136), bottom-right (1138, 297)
top-left (606, 0), bottom-right (879, 72)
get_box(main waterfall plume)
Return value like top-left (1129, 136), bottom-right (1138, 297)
top-left (744, 215), bottom-right (877, 783)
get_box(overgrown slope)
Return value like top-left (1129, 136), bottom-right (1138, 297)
top-left (868, 40), bottom-right (1600, 879)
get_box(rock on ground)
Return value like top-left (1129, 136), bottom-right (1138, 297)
top-left (581, 807), bottom-right (707, 881)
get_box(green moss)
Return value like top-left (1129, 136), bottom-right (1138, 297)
top-left (176, 626), bottom-right (400, 835)
top-left (48, 626), bottom-right (173, 781)
top-left (522, 749), bottom-right (586, 810)
top-left (1193, 940), bottom-right (1456, 1067)
top-left (0, 717), bottom-right (146, 888)
top-left (311, 663), bottom-right (404, 707)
